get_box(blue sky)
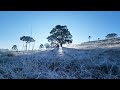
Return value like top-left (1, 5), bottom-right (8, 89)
top-left (0, 11), bottom-right (120, 50)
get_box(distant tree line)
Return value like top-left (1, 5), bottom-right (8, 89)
top-left (88, 33), bottom-right (118, 42)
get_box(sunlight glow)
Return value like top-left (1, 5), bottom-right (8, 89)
top-left (58, 47), bottom-right (64, 55)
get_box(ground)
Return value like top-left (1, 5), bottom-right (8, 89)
top-left (0, 45), bottom-right (120, 79)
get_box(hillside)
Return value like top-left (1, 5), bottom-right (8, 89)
top-left (81, 37), bottom-right (120, 47)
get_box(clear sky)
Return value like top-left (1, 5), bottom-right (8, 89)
top-left (0, 11), bottom-right (120, 50)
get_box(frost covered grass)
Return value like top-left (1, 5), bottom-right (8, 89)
top-left (0, 46), bottom-right (120, 79)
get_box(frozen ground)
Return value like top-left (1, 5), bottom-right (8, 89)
top-left (0, 45), bottom-right (120, 79)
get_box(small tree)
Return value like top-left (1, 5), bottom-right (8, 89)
top-left (39, 44), bottom-right (44, 49)
top-left (47, 25), bottom-right (73, 47)
top-left (105, 33), bottom-right (118, 39)
top-left (44, 43), bottom-right (50, 49)
top-left (50, 42), bottom-right (59, 48)
top-left (88, 36), bottom-right (91, 41)
top-left (50, 42), bottom-right (55, 48)
top-left (20, 36), bottom-right (35, 50)
top-left (12, 45), bottom-right (18, 51)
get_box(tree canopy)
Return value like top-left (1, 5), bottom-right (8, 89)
top-left (105, 33), bottom-right (118, 39)
top-left (20, 36), bottom-right (35, 43)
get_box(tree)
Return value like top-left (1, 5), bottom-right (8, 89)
top-left (98, 38), bottom-right (100, 40)
top-left (39, 44), bottom-right (44, 49)
top-left (20, 36), bottom-right (35, 50)
top-left (105, 33), bottom-right (118, 39)
top-left (12, 45), bottom-right (18, 51)
top-left (44, 43), bottom-right (50, 49)
top-left (88, 36), bottom-right (91, 41)
top-left (50, 42), bottom-right (56, 48)
top-left (47, 25), bottom-right (73, 47)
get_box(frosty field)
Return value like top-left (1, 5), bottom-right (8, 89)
top-left (0, 45), bottom-right (120, 79)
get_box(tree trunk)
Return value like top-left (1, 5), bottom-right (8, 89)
top-left (60, 43), bottom-right (62, 47)
top-left (28, 43), bottom-right (30, 50)
top-left (32, 42), bottom-right (35, 51)
top-left (22, 41), bottom-right (24, 51)
top-left (26, 42), bottom-right (27, 51)
top-left (89, 38), bottom-right (90, 42)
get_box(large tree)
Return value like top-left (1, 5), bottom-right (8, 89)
top-left (47, 25), bottom-right (73, 47)
top-left (20, 36), bottom-right (35, 50)
top-left (105, 33), bottom-right (118, 39)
